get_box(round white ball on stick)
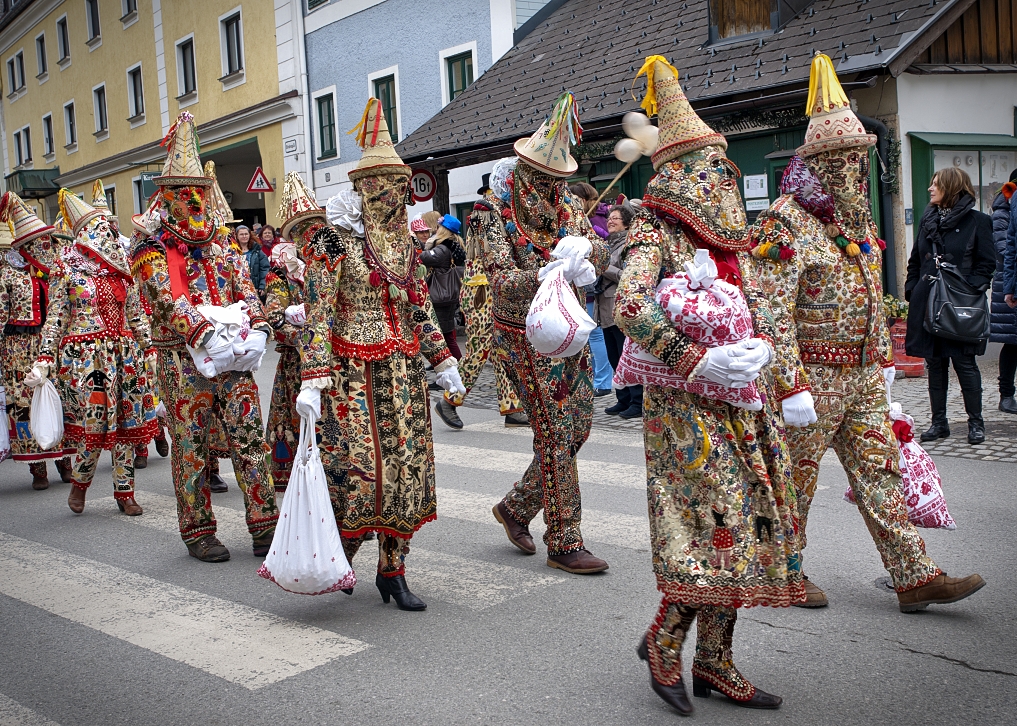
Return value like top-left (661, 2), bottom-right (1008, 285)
top-left (631, 125), bottom-right (660, 155)
top-left (622, 111), bottom-right (650, 138)
top-left (614, 138), bottom-right (643, 163)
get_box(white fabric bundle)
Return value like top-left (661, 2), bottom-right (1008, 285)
top-left (525, 264), bottom-right (596, 358)
top-left (30, 379), bottom-right (64, 450)
top-left (186, 302), bottom-right (266, 377)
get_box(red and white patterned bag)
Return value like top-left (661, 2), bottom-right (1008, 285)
top-left (844, 403), bottom-right (956, 530)
top-left (613, 249), bottom-right (763, 410)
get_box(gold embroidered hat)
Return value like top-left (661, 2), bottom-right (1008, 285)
top-left (634, 56), bottom-right (726, 171)
top-left (91, 179), bottom-right (110, 213)
top-left (278, 171), bottom-right (325, 239)
top-left (797, 53), bottom-right (876, 158)
top-left (0, 191), bottom-right (55, 248)
top-left (513, 92), bottom-right (582, 177)
top-left (204, 160), bottom-right (241, 227)
top-left (155, 112), bottom-right (213, 187)
top-left (348, 98), bottom-right (411, 183)
top-left (58, 188), bottom-right (105, 236)
top-left (59, 188), bottom-right (131, 277)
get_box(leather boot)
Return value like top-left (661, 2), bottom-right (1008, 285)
top-left (503, 411), bottom-right (529, 428)
top-left (133, 454), bottom-right (148, 469)
top-left (637, 601), bottom-right (698, 716)
top-left (209, 472), bottom-right (229, 493)
top-left (921, 384), bottom-right (950, 441)
top-left (897, 573), bottom-right (985, 612)
top-left (691, 606), bottom-right (782, 709)
top-left (546, 548), bottom-right (609, 574)
top-left (492, 501), bottom-right (536, 554)
top-left (252, 528), bottom-right (275, 557)
top-left (962, 388), bottom-right (985, 444)
top-left (116, 496), bottom-right (143, 516)
top-left (30, 462), bottom-right (49, 490)
top-left (792, 575), bottom-right (828, 608)
top-left (375, 572), bottom-right (426, 611)
top-left (154, 433), bottom-right (169, 457)
top-left (55, 457), bottom-right (73, 483)
top-left (999, 396), bottom-right (1017, 414)
top-left (920, 421), bottom-right (950, 442)
top-left (435, 399), bottom-right (464, 430)
top-left (67, 484), bottom-right (87, 514)
top-left (186, 534), bottom-right (230, 562)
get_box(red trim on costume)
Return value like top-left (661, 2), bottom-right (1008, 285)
top-left (35, 355), bottom-right (55, 365)
top-left (257, 563), bottom-right (357, 594)
top-left (11, 448), bottom-right (74, 462)
top-left (895, 568), bottom-right (944, 593)
top-left (165, 244), bottom-right (191, 300)
top-left (330, 333), bottom-right (421, 361)
top-left (113, 490), bottom-right (137, 501)
top-left (61, 330), bottom-right (135, 345)
top-left (656, 579), bottom-right (808, 609)
top-left (798, 339), bottom-right (884, 366)
top-left (301, 367), bottom-right (333, 382)
top-left (342, 512), bottom-right (437, 541)
top-left (775, 383), bottom-right (812, 402)
top-left (185, 320), bottom-right (213, 349)
top-left (63, 420), bottom-right (159, 449)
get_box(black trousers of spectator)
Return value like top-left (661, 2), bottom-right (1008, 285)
top-left (602, 325), bottom-right (642, 408)
top-left (927, 355), bottom-right (982, 426)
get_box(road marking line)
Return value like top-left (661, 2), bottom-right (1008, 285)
top-left (433, 442), bottom-right (646, 491)
top-left (462, 420), bottom-right (645, 449)
top-left (92, 493), bottom-right (565, 610)
top-left (0, 694), bottom-right (60, 726)
top-left (0, 533), bottom-right (368, 690)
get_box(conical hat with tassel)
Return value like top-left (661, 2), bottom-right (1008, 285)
top-left (797, 53), bottom-right (876, 158)
top-left (513, 92), bottom-right (581, 177)
top-left (0, 191), bottom-right (55, 248)
top-left (0, 218), bottom-right (13, 251)
top-left (58, 188), bottom-right (104, 236)
top-left (348, 98), bottom-right (410, 182)
top-left (91, 178), bottom-right (119, 226)
top-left (634, 56), bottom-right (726, 171)
top-left (204, 161), bottom-right (241, 226)
top-left (59, 189), bottom-right (131, 277)
top-left (156, 112), bottom-right (213, 187)
top-left (278, 172), bottom-right (325, 239)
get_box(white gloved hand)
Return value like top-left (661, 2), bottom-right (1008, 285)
top-left (435, 366), bottom-right (466, 396)
top-left (538, 258), bottom-right (569, 282)
top-left (145, 352), bottom-right (158, 382)
top-left (205, 335), bottom-right (236, 378)
top-left (883, 366), bottom-right (896, 402)
top-left (233, 329), bottom-right (268, 373)
top-left (737, 337), bottom-right (772, 367)
top-left (568, 260), bottom-right (598, 287)
top-left (551, 235), bottom-right (593, 262)
top-left (24, 364), bottom-right (48, 388)
top-left (782, 391), bottom-right (818, 428)
top-left (698, 343), bottom-right (764, 388)
top-left (295, 387), bottom-right (322, 421)
top-left (284, 304), bottom-right (307, 327)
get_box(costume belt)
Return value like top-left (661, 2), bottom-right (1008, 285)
top-left (798, 339), bottom-right (882, 367)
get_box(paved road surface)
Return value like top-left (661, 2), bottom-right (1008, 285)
top-left (0, 349), bottom-right (1012, 725)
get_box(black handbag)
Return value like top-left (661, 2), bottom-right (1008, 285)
top-left (923, 238), bottom-right (990, 343)
top-left (427, 263), bottom-right (463, 307)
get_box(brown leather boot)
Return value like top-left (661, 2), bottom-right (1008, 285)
top-left (186, 534), bottom-right (231, 562)
top-left (55, 457), bottom-right (73, 483)
top-left (67, 485), bottom-right (87, 514)
top-left (116, 496), bottom-right (143, 516)
top-left (154, 435), bottom-right (169, 457)
top-left (792, 576), bottom-right (828, 608)
top-left (133, 455), bottom-right (148, 469)
top-left (30, 463), bottom-right (49, 490)
top-left (897, 573), bottom-right (985, 613)
top-left (492, 501), bottom-right (536, 554)
top-left (547, 548), bottom-right (609, 574)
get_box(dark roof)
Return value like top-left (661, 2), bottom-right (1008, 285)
top-left (397, 0), bottom-right (975, 166)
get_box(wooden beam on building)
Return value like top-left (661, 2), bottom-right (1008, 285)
top-left (889, 0), bottom-right (979, 76)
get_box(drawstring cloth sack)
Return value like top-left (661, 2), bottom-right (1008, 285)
top-left (258, 415), bottom-right (357, 595)
top-left (613, 249), bottom-right (763, 410)
top-left (30, 379), bottom-right (64, 450)
top-left (844, 402), bottom-right (956, 530)
top-left (525, 264), bottom-right (596, 357)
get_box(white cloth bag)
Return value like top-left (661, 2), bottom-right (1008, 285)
top-left (525, 265), bottom-right (596, 358)
top-left (0, 386), bottom-right (10, 463)
top-left (258, 415), bottom-right (356, 595)
top-left (30, 379), bottom-right (63, 451)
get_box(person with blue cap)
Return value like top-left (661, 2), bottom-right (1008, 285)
top-left (420, 214), bottom-right (467, 412)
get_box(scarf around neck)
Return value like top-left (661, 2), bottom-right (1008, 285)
top-left (920, 192), bottom-right (977, 259)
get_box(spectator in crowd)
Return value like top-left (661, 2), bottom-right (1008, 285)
top-left (570, 181), bottom-right (614, 397)
top-left (410, 214), bottom-right (430, 252)
top-left (905, 167), bottom-right (995, 444)
top-left (992, 169), bottom-right (1017, 414)
top-left (258, 224), bottom-right (278, 257)
top-left (597, 203), bottom-right (642, 418)
top-left (419, 214), bottom-right (466, 367)
top-left (237, 224), bottom-right (270, 301)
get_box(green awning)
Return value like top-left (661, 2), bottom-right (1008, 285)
top-left (4, 167), bottom-right (61, 199)
top-left (907, 132), bottom-right (1017, 148)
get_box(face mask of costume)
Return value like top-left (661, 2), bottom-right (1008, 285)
top-left (77, 214), bottom-right (132, 278)
top-left (511, 161), bottom-right (564, 251)
top-left (159, 184), bottom-right (215, 244)
top-left (807, 148), bottom-right (871, 237)
top-left (643, 145), bottom-right (748, 250)
top-left (354, 171), bottom-right (415, 284)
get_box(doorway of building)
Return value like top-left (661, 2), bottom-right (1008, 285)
top-left (200, 137), bottom-right (266, 227)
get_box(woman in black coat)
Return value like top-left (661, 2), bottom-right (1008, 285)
top-left (989, 169), bottom-right (1017, 414)
top-left (904, 167), bottom-right (995, 444)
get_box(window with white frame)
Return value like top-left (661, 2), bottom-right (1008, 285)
top-left (13, 126), bottom-right (31, 166)
top-left (6, 58), bottom-right (16, 94)
top-left (36, 34), bottom-right (47, 78)
top-left (105, 186), bottom-right (117, 216)
top-left (122, 0), bottom-right (137, 17)
top-left (93, 84), bottom-right (108, 136)
top-left (369, 69), bottom-right (399, 143)
top-left (13, 130), bottom-right (23, 166)
top-left (42, 114), bottom-right (54, 156)
top-left (56, 16), bottom-right (70, 62)
top-left (176, 37), bottom-right (197, 100)
top-left (220, 10), bottom-right (244, 78)
top-left (133, 177), bottom-right (144, 214)
top-left (439, 42), bottom-right (477, 106)
top-left (127, 64), bottom-right (144, 119)
top-left (313, 87), bottom-right (337, 159)
top-left (85, 0), bottom-right (101, 42)
top-left (64, 101), bottom-right (77, 146)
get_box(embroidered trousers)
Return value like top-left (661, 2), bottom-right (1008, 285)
top-left (158, 350), bottom-right (278, 544)
top-left (786, 362), bottom-right (940, 591)
top-left (70, 445), bottom-right (135, 499)
top-left (492, 324), bottom-right (592, 555)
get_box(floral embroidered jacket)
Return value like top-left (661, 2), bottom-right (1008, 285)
top-left (0, 262), bottom-right (48, 331)
top-left (300, 225), bottom-right (451, 384)
top-left (130, 233), bottom-right (269, 350)
top-left (616, 210), bottom-right (777, 379)
top-left (472, 196), bottom-right (608, 329)
top-left (750, 194), bottom-right (892, 401)
top-left (264, 267), bottom-right (304, 348)
top-left (37, 261), bottom-right (153, 363)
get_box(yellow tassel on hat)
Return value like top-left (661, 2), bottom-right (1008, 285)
top-left (633, 55), bottom-right (681, 117)
top-left (349, 100), bottom-right (376, 150)
top-left (805, 53), bottom-right (850, 117)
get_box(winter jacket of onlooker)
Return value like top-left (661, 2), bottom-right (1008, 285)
top-left (1002, 184), bottom-right (1017, 298)
top-left (594, 230), bottom-right (627, 328)
top-left (589, 202), bottom-right (610, 240)
top-left (244, 245), bottom-right (270, 295)
top-left (989, 187), bottom-right (1017, 344)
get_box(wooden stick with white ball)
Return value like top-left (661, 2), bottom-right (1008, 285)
top-left (593, 112), bottom-right (658, 206)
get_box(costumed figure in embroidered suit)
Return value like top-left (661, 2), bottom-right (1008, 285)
top-left (434, 173), bottom-right (527, 431)
top-left (265, 172), bottom-right (319, 490)
top-left (474, 92), bottom-right (612, 574)
top-left (615, 58), bottom-right (806, 715)
top-left (0, 192), bottom-right (75, 489)
top-left (296, 99), bottom-right (464, 611)
top-left (129, 112), bottom-right (277, 563)
top-left (26, 189), bottom-right (158, 516)
top-left (751, 53), bottom-right (984, 613)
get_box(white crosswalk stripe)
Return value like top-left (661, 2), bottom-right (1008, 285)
top-left (0, 694), bottom-right (60, 726)
top-left (90, 493), bottom-right (567, 611)
top-left (463, 420), bottom-right (644, 448)
top-left (0, 532), bottom-right (368, 690)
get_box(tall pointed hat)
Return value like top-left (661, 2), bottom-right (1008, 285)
top-left (91, 179), bottom-right (110, 213)
top-left (348, 98), bottom-right (411, 183)
top-left (204, 161), bottom-right (240, 227)
top-left (0, 191), bottom-right (55, 248)
top-left (58, 188), bottom-right (131, 277)
top-left (156, 112), bottom-right (212, 187)
top-left (513, 92), bottom-right (582, 177)
top-left (797, 53), bottom-right (876, 158)
top-left (0, 217), bottom-right (13, 251)
top-left (278, 172), bottom-right (325, 238)
top-left (634, 56), bottom-right (726, 171)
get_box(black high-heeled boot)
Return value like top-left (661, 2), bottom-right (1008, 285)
top-left (637, 635), bottom-right (693, 716)
top-left (375, 573), bottom-right (426, 611)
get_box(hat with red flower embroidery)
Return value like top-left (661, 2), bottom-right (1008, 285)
top-left (0, 191), bottom-right (56, 249)
top-left (278, 171), bottom-right (325, 239)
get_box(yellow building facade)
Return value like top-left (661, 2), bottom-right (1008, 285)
top-left (0, 0), bottom-right (311, 227)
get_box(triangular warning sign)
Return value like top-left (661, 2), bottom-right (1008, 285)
top-left (247, 167), bottom-right (274, 193)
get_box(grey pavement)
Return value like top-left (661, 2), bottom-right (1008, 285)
top-left (0, 345), bottom-right (1013, 726)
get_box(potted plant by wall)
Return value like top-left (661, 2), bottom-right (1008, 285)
top-left (884, 294), bottom-right (925, 377)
